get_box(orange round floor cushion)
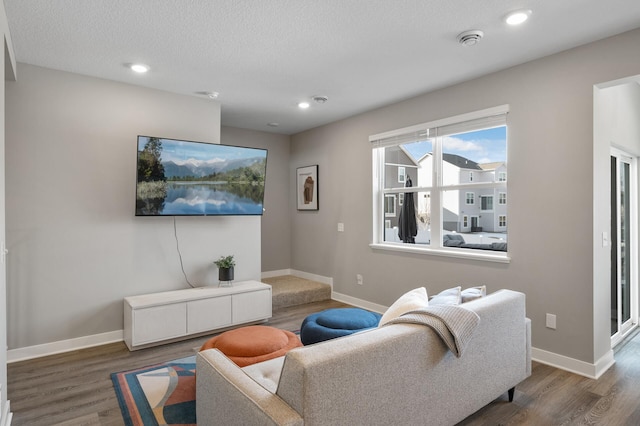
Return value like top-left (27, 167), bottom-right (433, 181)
top-left (200, 325), bottom-right (302, 367)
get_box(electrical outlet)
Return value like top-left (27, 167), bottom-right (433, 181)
top-left (546, 313), bottom-right (557, 329)
top-left (356, 274), bottom-right (363, 285)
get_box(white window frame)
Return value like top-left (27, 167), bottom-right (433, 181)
top-left (384, 194), bottom-right (397, 217)
top-left (499, 215), bottom-right (507, 227)
top-left (370, 105), bottom-right (509, 263)
top-left (465, 192), bottom-right (475, 205)
top-left (499, 192), bottom-right (507, 205)
top-left (463, 215), bottom-right (469, 229)
top-left (398, 166), bottom-right (406, 183)
top-left (480, 195), bottom-right (494, 211)
top-left (498, 172), bottom-right (507, 182)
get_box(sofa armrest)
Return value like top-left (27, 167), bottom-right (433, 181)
top-left (196, 349), bottom-right (303, 426)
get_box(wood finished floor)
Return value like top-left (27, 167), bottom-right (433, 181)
top-left (8, 302), bottom-right (640, 426)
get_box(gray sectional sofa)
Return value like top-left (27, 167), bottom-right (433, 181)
top-left (196, 289), bottom-right (531, 425)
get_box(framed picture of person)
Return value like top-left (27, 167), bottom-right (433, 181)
top-left (296, 165), bottom-right (319, 210)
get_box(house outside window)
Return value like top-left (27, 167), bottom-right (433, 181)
top-left (370, 105), bottom-right (508, 260)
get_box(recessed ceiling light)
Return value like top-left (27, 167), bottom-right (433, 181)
top-left (130, 63), bottom-right (149, 73)
top-left (298, 102), bottom-right (310, 109)
top-left (505, 10), bottom-right (532, 26)
top-left (267, 122), bottom-right (279, 127)
top-left (206, 91), bottom-right (219, 99)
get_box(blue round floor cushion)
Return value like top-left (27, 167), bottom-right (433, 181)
top-left (300, 308), bottom-right (382, 345)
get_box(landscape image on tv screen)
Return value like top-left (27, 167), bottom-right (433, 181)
top-left (136, 136), bottom-right (268, 216)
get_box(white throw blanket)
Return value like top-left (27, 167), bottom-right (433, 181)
top-left (384, 305), bottom-right (480, 357)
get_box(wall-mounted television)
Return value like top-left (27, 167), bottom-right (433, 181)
top-left (136, 136), bottom-right (268, 216)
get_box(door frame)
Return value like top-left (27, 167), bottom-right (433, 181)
top-left (610, 147), bottom-right (638, 347)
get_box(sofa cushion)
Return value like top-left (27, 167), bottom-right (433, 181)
top-left (379, 287), bottom-right (429, 326)
top-left (242, 356), bottom-right (286, 393)
top-left (429, 286), bottom-right (462, 306)
top-left (461, 285), bottom-right (486, 302)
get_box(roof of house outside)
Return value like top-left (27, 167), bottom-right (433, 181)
top-left (478, 162), bottom-right (505, 171)
top-left (442, 153), bottom-right (482, 170)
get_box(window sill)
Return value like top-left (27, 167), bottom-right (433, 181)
top-left (369, 243), bottom-right (511, 264)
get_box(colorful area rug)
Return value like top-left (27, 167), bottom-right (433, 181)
top-left (111, 355), bottom-right (197, 426)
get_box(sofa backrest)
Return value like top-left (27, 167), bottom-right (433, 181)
top-left (275, 289), bottom-right (529, 426)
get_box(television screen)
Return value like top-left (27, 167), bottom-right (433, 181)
top-left (136, 136), bottom-right (268, 216)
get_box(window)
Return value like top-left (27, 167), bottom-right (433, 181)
top-left (399, 193), bottom-right (404, 206)
top-left (398, 166), bottom-right (406, 183)
top-left (465, 192), bottom-right (475, 205)
top-left (384, 194), bottom-right (396, 217)
top-left (370, 105), bottom-right (508, 260)
top-left (480, 196), bottom-right (493, 211)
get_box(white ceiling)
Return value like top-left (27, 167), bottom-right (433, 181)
top-left (4, 0), bottom-right (640, 135)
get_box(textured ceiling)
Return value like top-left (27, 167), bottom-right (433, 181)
top-left (5, 0), bottom-right (640, 135)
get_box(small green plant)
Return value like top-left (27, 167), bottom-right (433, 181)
top-left (214, 255), bottom-right (235, 269)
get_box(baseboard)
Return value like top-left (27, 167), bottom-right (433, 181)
top-left (531, 347), bottom-right (615, 379)
top-left (261, 269), bottom-right (292, 279)
top-left (331, 291), bottom-right (387, 314)
top-left (261, 269), bottom-right (334, 287)
top-left (7, 330), bottom-right (124, 363)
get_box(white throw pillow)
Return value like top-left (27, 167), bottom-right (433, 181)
top-left (461, 285), bottom-right (486, 303)
top-left (429, 286), bottom-right (462, 306)
top-left (379, 287), bottom-right (429, 327)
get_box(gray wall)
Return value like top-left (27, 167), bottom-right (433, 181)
top-left (221, 126), bottom-right (291, 271)
top-left (290, 28), bottom-right (640, 364)
top-left (5, 64), bottom-right (264, 349)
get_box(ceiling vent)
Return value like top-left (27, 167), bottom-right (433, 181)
top-left (457, 30), bottom-right (484, 47)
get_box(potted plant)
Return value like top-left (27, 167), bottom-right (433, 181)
top-left (214, 255), bottom-right (235, 284)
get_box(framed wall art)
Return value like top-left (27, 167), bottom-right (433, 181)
top-left (297, 165), bottom-right (318, 210)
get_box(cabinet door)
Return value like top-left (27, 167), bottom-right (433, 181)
top-left (187, 296), bottom-right (232, 334)
top-left (232, 289), bottom-right (272, 324)
top-left (133, 303), bottom-right (187, 345)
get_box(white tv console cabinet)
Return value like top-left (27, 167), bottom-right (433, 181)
top-left (124, 280), bottom-right (272, 350)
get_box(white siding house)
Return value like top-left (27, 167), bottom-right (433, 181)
top-left (417, 153), bottom-right (507, 233)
